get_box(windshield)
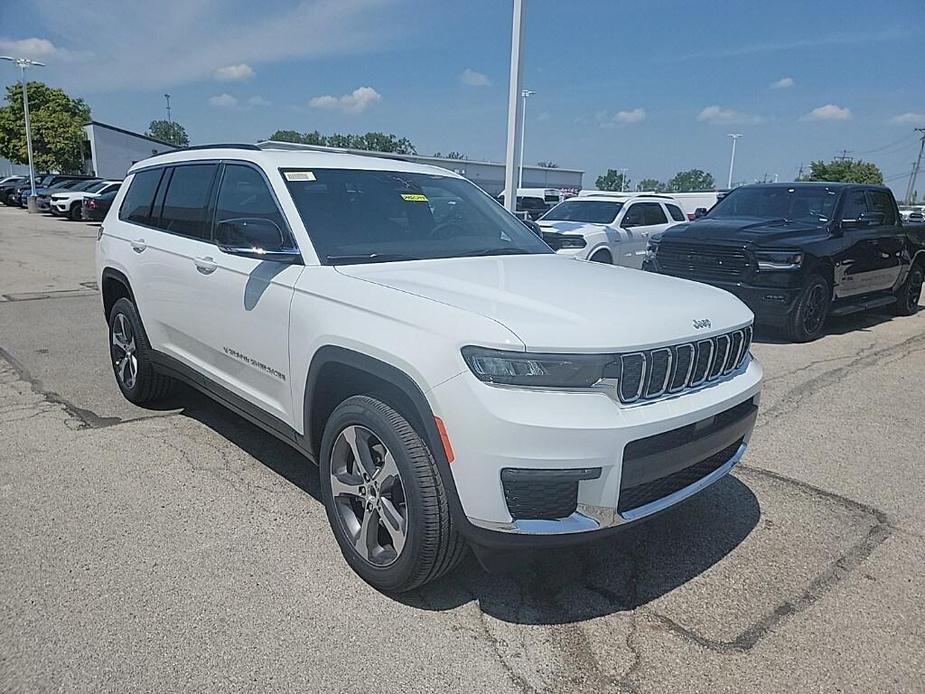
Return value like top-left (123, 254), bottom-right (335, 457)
top-left (541, 199), bottom-right (623, 224)
top-left (282, 169), bottom-right (552, 264)
top-left (708, 186), bottom-right (838, 223)
top-left (84, 181), bottom-right (109, 193)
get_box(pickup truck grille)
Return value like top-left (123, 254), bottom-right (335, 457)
top-left (655, 242), bottom-right (751, 281)
top-left (616, 326), bottom-right (752, 404)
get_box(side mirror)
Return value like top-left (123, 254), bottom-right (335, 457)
top-left (521, 219), bottom-right (543, 237)
top-left (215, 217), bottom-right (301, 262)
top-left (694, 207), bottom-right (708, 219)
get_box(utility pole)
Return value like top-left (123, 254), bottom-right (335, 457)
top-left (518, 88), bottom-right (535, 188)
top-left (835, 149), bottom-right (852, 161)
top-left (1, 56), bottom-right (45, 212)
top-left (904, 128), bottom-right (925, 205)
top-left (164, 93), bottom-right (172, 123)
top-left (619, 167), bottom-right (628, 192)
top-left (797, 162), bottom-right (804, 180)
top-left (503, 0), bottom-right (525, 214)
top-left (727, 134), bottom-right (742, 189)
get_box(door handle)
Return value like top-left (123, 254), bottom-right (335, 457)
top-left (194, 256), bottom-right (217, 275)
top-left (130, 238), bottom-right (146, 253)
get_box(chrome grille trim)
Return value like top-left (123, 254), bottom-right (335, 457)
top-left (615, 326), bottom-right (752, 405)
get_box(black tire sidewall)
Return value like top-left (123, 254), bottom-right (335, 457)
top-left (590, 250), bottom-right (612, 264)
top-left (790, 275), bottom-right (830, 342)
top-left (898, 265), bottom-right (923, 315)
top-left (108, 298), bottom-right (149, 402)
top-left (319, 397), bottom-right (431, 592)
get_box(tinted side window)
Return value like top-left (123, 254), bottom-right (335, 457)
top-left (867, 190), bottom-right (896, 225)
top-left (214, 165), bottom-right (287, 240)
top-left (622, 204), bottom-right (644, 226)
top-left (841, 190), bottom-right (869, 221)
top-left (666, 204), bottom-right (686, 222)
top-left (159, 164), bottom-right (218, 239)
top-left (640, 202), bottom-right (668, 225)
top-left (119, 168), bottom-right (163, 225)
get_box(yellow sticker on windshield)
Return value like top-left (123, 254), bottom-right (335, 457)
top-left (400, 193), bottom-right (428, 202)
top-left (285, 171), bottom-right (316, 181)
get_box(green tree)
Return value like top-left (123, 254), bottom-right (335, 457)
top-left (267, 129), bottom-right (416, 154)
top-left (595, 168), bottom-right (631, 191)
top-left (664, 169), bottom-right (715, 192)
top-left (0, 81), bottom-right (91, 173)
top-left (801, 159), bottom-right (883, 184)
top-left (146, 120), bottom-right (189, 146)
top-left (636, 178), bottom-right (664, 192)
top-left (537, 161), bottom-right (558, 168)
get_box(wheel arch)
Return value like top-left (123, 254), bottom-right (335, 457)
top-left (100, 267), bottom-right (135, 319)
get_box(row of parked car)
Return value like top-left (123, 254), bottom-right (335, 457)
top-left (0, 173), bottom-right (121, 221)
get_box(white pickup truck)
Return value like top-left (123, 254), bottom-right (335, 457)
top-left (536, 193), bottom-right (687, 266)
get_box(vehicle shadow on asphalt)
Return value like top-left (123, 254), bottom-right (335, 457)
top-left (167, 385), bottom-right (760, 626)
top-left (753, 309), bottom-right (899, 344)
top-left (402, 476), bottom-right (760, 624)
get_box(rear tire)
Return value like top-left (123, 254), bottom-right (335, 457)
top-left (108, 297), bottom-right (175, 404)
top-left (786, 274), bottom-right (830, 342)
top-left (319, 395), bottom-right (466, 592)
top-left (893, 263), bottom-right (923, 316)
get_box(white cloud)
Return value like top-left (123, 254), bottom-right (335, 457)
top-left (247, 95), bottom-right (271, 107)
top-left (771, 76), bottom-right (795, 89)
top-left (698, 105), bottom-right (764, 125)
top-left (596, 108), bottom-right (647, 128)
top-left (537, 111), bottom-right (551, 122)
top-left (214, 63), bottom-right (255, 81)
top-left (20, 0), bottom-right (406, 92)
top-left (460, 68), bottom-right (491, 87)
top-left (309, 86), bottom-right (381, 114)
top-left (890, 112), bottom-right (925, 126)
top-left (802, 104), bottom-right (851, 121)
top-left (209, 93), bottom-right (238, 107)
top-left (0, 37), bottom-right (58, 58)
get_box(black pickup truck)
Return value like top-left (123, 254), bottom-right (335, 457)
top-left (643, 183), bottom-right (925, 341)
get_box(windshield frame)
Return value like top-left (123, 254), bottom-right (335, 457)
top-left (280, 167), bottom-right (554, 265)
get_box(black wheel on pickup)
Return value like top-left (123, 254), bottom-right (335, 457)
top-left (319, 395), bottom-right (466, 592)
top-left (108, 297), bottom-right (175, 404)
top-left (68, 202), bottom-right (82, 221)
top-left (786, 274), bottom-right (830, 342)
top-left (893, 263), bottom-right (923, 316)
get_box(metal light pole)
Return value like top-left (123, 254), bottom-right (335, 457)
top-left (503, 0), bottom-right (525, 214)
top-left (518, 88), bottom-right (535, 189)
top-left (620, 167), bottom-right (628, 192)
top-left (164, 93), bottom-right (172, 123)
top-left (727, 133), bottom-right (742, 189)
top-left (1, 56), bottom-right (44, 211)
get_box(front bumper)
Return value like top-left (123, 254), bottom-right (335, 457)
top-left (428, 356), bottom-right (763, 544)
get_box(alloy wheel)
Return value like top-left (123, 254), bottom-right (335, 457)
top-left (111, 313), bottom-right (138, 389)
top-left (329, 425), bottom-right (408, 566)
top-left (908, 268), bottom-right (923, 312)
top-left (803, 284), bottom-right (826, 334)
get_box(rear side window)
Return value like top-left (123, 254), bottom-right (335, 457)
top-left (119, 168), bottom-right (163, 225)
top-left (867, 190), bottom-right (896, 225)
top-left (666, 204), bottom-right (686, 222)
top-left (158, 164), bottom-right (218, 239)
top-left (642, 202), bottom-right (668, 225)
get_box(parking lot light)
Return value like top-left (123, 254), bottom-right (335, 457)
top-left (518, 89), bottom-right (535, 188)
top-left (727, 133), bottom-right (742, 189)
top-left (1, 56), bottom-right (45, 212)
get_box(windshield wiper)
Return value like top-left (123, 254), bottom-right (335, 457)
top-left (324, 253), bottom-right (420, 265)
top-left (454, 248), bottom-right (532, 258)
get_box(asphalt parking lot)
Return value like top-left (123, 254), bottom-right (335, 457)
top-left (1, 205), bottom-right (923, 693)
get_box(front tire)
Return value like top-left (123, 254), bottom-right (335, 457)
top-left (69, 202), bottom-right (82, 221)
top-left (319, 395), bottom-right (466, 592)
top-left (589, 249), bottom-right (612, 264)
top-left (108, 297), bottom-right (174, 404)
top-left (786, 274), bottom-right (830, 342)
top-left (893, 263), bottom-right (923, 316)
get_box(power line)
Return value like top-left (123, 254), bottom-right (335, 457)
top-left (856, 132), bottom-right (917, 155)
top-left (835, 149), bottom-right (852, 161)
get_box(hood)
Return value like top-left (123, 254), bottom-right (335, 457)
top-left (661, 217), bottom-right (831, 246)
top-left (336, 254), bottom-right (752, 352)
top-left (537, 219), bottom-right (610, 235)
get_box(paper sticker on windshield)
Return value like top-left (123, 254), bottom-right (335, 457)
top-left (285, 171), bottom-right (316, 181)
top-left (400, 193), bottom-right (428, 202)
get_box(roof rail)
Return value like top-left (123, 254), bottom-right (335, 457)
top-left (175, 143), bottom-right (262, 152)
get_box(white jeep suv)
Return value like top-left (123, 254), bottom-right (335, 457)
top-left (537, 193), bottom-right (687, 267)
top-left (96, 145), bottom-right (762, 592)
top-left (51, 180), bottom-right (121, 220)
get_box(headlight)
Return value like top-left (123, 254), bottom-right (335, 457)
top-left (557, 234), bottom-right (586, 249)
top-left (755, 250), bottom-right (803, 271)
top-left (461, 346), bottom-right (618, 388)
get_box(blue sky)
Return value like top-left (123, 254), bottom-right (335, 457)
top-left (2, 0), bottom-right (924, 194)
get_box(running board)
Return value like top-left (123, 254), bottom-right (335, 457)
top-left (829, 295), bottom-right (896, 317)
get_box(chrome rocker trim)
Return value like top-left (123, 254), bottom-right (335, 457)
top-left (469, 442), bottom-right (747, 535)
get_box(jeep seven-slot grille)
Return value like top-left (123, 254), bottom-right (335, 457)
top-left (616, 326), bottom-right (752, 404)
top-left (655, 242), bottom-right (751, 281)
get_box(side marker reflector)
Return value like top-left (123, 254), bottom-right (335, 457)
top-left (434, 416), bottom-right (455, 464)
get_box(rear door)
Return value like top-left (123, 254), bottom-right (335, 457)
top-left (833, 188), bottom-right (890, 298)
top-left (618, 202), bottom-right (669, 268)
top-left (865, 189), bottom-right (904, 292)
